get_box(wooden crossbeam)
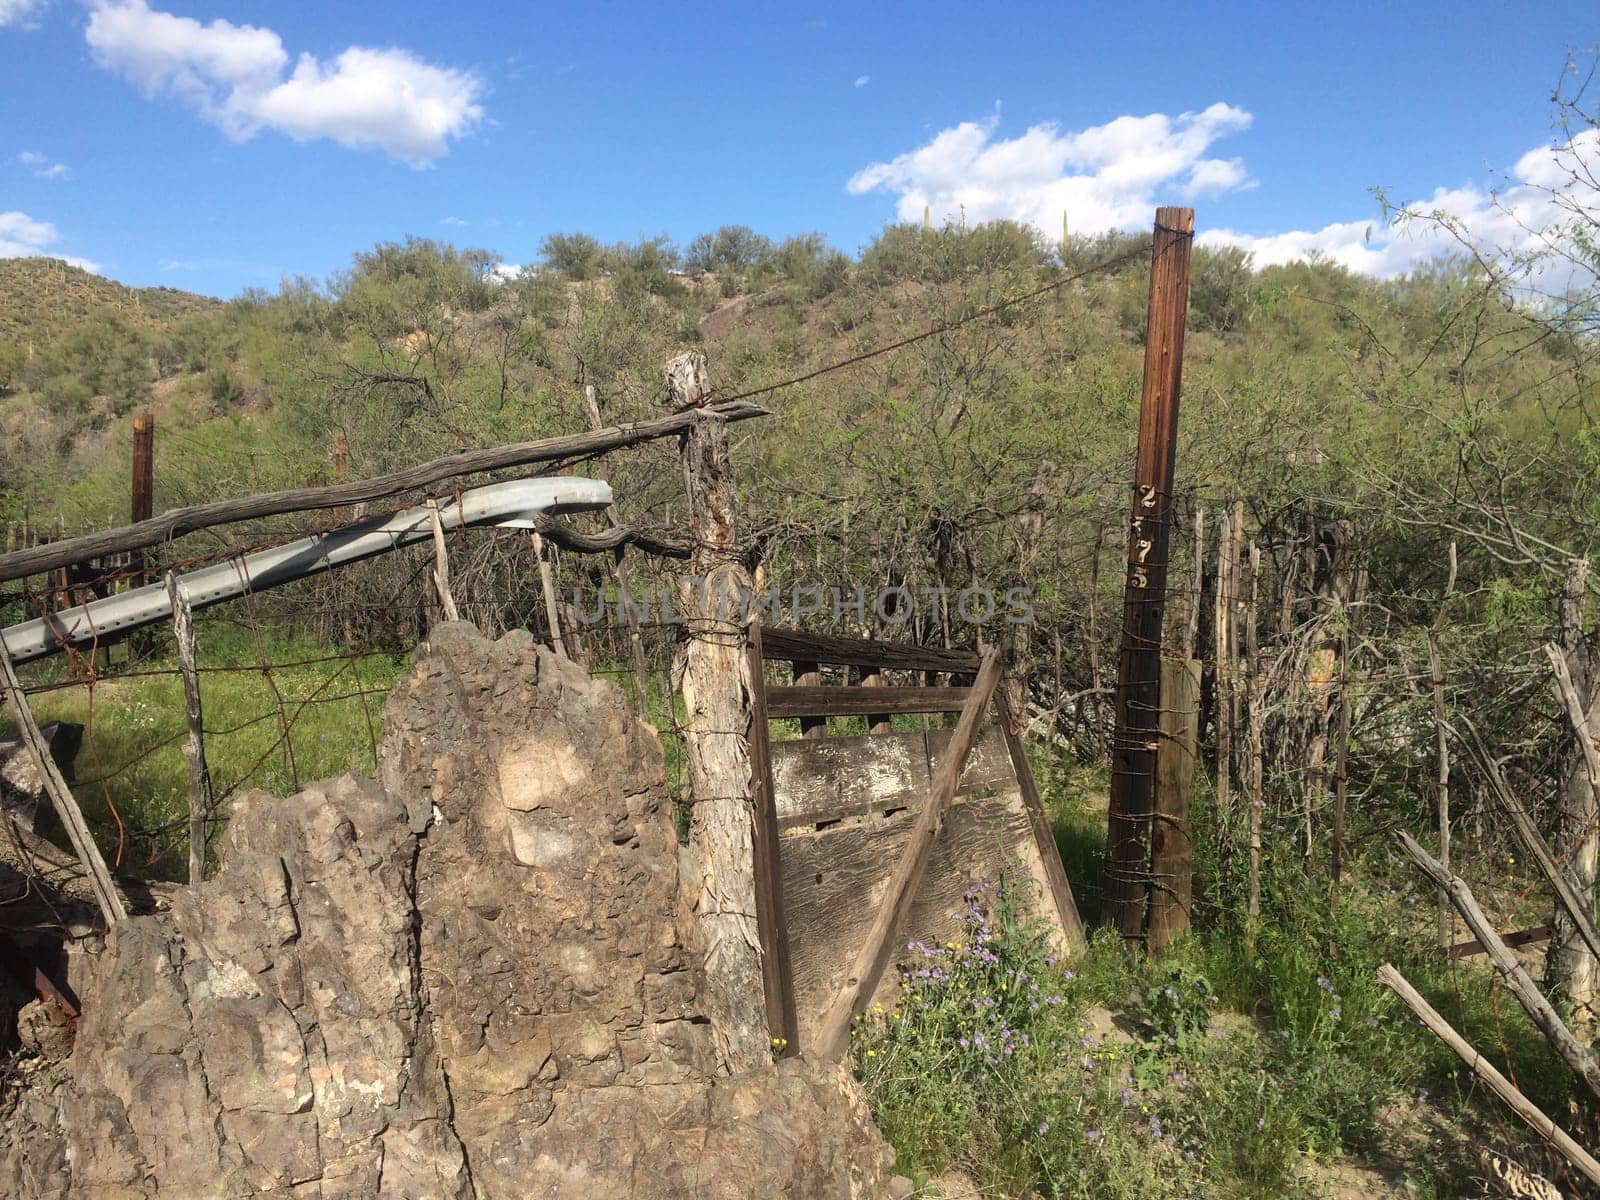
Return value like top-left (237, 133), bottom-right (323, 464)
top-left (758, 628), bottom-right (981, 674)
top-left (766, 685), bottom-right (970, 719)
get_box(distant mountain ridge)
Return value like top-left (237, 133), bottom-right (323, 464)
top-left (0, 257), bottom-right (218, 351)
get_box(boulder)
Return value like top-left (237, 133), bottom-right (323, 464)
top-left (0, 624), bottom-right (899, 1198)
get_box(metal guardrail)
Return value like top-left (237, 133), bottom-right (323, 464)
top-left (1, 477), bottom-right (612, 664)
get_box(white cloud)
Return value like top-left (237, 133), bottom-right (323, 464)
top-left (441, 215), bottom-right (469, 228)
top-left (854, 74), bottom-right (870, 88)
top-left (848, 104), bottom-right (1254, 234)
top-left (0, 0), bottom-right (47, 29)
top-left (18, 151), bottom-right (71, 180)
top-left (1202, 127), bottom-right (1600, 295)
top-left (85, 1), bottom-right (484, 165)
top-left (0, 211), bottom-right (99, 271)
top-left (851, 103), bottom-right (1600, 296)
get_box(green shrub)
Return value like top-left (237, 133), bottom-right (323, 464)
top-left (852, 879), bottom-right (1205, 1198)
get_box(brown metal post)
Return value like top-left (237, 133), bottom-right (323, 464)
top-left (1102, 207), bottom-right (1194, 940)
top-left (130, 412), bottom-right (154, 585)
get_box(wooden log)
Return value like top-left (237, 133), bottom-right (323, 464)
top-left (1430, 542), bottom-right (1457, 946)
top-left (0, 638), bottom-right (126, 925)
top-left (1103, 206), bottom-right (1195, 939)
top-left (745, 623), bottom-right (797, 1054)
top-left (811, 650), bottom-right (1002, 1060)
top-left (669, 352), bottom-right (769, 1072)
top-left (994, 686), bottom-right (1088, 953)
top-left (1148, 656), bottom-right (1200, 950)
top-left (1396, 831), bottom-right (1600, 1102)
top-left (1467, 731), bottom-right (1600, 967)
top-left (0, 401), bottom-right (769, 586)
top-left (765, 685), bottom-right (972, 719)
top-left (165, 573), bottom-right (211, 887)
top-left (1377, 963), bottom-right (1600, 1189)
top-left (758, 627), bottom-right (980, 674)
top-left (425, 500), bottom-right (460, 622)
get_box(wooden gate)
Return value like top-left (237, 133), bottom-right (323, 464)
top-left (746, 627), bottom-right (1086, 1058)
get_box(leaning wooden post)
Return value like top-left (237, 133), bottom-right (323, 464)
top-left (667, 350), bottom-right (772, 1071)
top-left (1377, 963), bottom-right (1600, 1189)
top-left (529, 530), bottom-right (568, 658)
top-left (0, 637), bottom-right (126, 924)
top-left (1397, 831), bottom-right (1600, 1102)
top-left (425, 500), bottom-right (461, 622)
top-left (165, 572), bottom-right (211, 886)
top-left (1103, 206), bottom-right (1194, 940)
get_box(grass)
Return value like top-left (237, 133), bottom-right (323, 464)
top-left (845, 745), bottom-right (1595, 1198)
top-left (6, 632), bottom-right (1594, 1195)
top-left (5, 623), bottom-right (409, 879)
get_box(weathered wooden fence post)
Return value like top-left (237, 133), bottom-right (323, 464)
top-left (1103, 206), bottom-right (1194, 940)
top-left (425, 500), bottom-right (460, 622)
top-left (1148, 656), bottom-right (1200, 950)
top-left (0, 638), bottom-right (126, 924)
top-left (1549, 558), bottom-right (1600, 1027)
top-left (165, 572), bottom-right (211, 886)
top-left (529, 530), bottom-right (567, 658)
top-left (666, 350), bottom-right (772, 1071)
top-left (131, 412), bottom-right (154, 586)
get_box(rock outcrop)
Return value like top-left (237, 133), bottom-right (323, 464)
top-left (1, 624), bottom-right (898, 1198)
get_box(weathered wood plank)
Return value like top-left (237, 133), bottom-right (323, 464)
top-left (1443, 924), bottom-right (1551, 960)
top-left (782, 792), bottom-right (1053, 1051)
top-left (759, 628), bottom-right (980, 674)
top-left (766, 685), bottom-right (971, 719)
top-left (812, 651), bottom-right (1002, 1059)
top-left (1148, 657), bottom-right (1200, 950)
top-left (994, 688), bottom-right (1088, 954)
top-left (770, 726), bottom-right (1013, 828)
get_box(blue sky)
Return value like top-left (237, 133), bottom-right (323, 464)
top-left (2, 0), bottom-right (1596, 297)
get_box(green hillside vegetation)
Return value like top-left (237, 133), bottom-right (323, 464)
top-left (3, 200), bottom-right (1600, 1196)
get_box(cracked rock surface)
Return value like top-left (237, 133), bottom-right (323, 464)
top-left (1, 624), bottom-right (898, 1198)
